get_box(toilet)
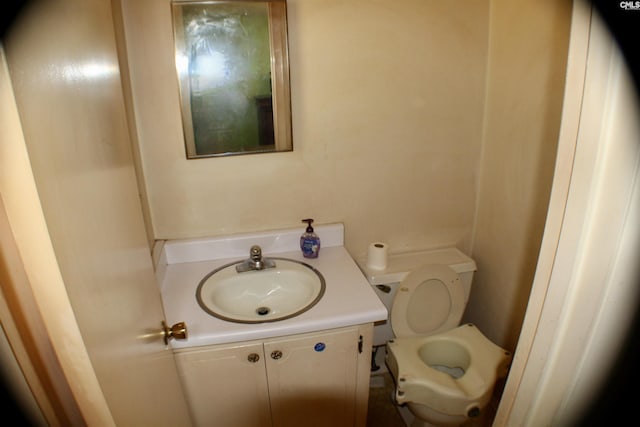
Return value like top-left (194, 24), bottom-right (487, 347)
top-left (361, 248), bottom-right (511, 427)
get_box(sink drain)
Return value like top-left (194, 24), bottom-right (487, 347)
top-left (256, 306), bottom-right (271, 316)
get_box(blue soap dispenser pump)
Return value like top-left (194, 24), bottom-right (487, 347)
top-left (300, 218), bottom-right (320, 258)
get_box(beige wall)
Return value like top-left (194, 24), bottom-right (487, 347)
top-left (464, 0), bottom-right (573, 350)
top-left (121, 0), bottom-right (490, 259)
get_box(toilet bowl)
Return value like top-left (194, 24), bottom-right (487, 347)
top-left (361, 248), bottom-right (511, 426)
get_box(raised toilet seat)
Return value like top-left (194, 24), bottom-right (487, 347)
top-left (386, 324), bottom-right (511, 423)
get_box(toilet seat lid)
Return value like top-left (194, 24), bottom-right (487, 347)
top-left (390, 264), bottom-right (465, 338)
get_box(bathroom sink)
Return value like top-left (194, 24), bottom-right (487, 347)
top-left (196, 257), bottom-right (326, 323)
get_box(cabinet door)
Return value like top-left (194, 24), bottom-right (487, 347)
top-left (264, 327), bottom-right (360, 427)
top-left (174, 342), bottom-right (271, 427)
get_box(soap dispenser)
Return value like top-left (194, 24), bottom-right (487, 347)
top-left (300, 218), bottom-right (320, 258)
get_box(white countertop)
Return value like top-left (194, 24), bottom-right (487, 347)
top-left (157, 225), bottom-right (388, 349)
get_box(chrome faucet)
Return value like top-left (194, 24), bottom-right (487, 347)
top-left (236, 245), bottom-right (276, 273)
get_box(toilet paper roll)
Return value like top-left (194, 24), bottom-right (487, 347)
top-left (366, 242), bottom-right (388, 270)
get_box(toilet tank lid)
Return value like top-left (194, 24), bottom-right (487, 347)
top-left (359, 247), bottom-right (477, 286)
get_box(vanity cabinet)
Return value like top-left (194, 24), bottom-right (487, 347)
top-left (174, 324), bottom-right (373, 427)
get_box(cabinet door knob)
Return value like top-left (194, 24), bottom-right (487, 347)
top-left (247, 353), bottom-right (260, 363)
top-left (271, 350), bottom-right (283, 360)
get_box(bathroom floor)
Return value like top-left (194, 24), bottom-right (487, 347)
top-left (366, 372), bottom-right (405, 427)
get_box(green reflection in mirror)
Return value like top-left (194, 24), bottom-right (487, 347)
top-left (172, 1), bottom-right (292, 158)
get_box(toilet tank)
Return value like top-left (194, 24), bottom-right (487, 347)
top-left (359, 247), bottom-right (477, 303)
top-left (358, 247), bottom-right (477, 347)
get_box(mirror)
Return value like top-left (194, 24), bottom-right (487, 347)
top-left (171, 0), bottom-right (292, 158)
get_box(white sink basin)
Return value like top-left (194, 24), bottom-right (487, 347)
top-left (196, 258), bottom-right (326, 323)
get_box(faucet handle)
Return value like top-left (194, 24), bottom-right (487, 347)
top-left (250, 245), bottom-right (262, 262)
